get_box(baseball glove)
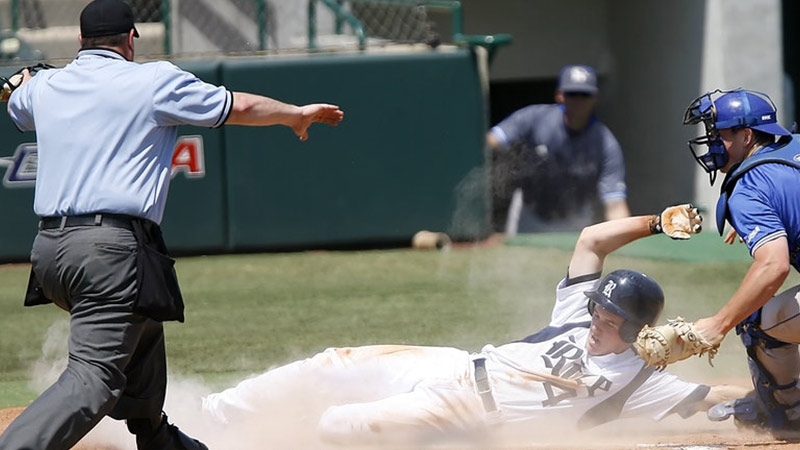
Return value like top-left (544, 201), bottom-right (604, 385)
top-left (0, 62), bottom-right (53, 102)
top-left (634, 317), bottom-right (719, 370)
top-left (651, 204), bottom-right (703, 240)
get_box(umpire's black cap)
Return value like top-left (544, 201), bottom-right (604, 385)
top-left (81, 0), bottom-right (140, 39)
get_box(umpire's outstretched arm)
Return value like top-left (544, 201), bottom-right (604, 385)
top-left (226, 92), bottom-right (343, 141)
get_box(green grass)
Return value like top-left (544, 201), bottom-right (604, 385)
top-left (1, 238), bottom-right (795, 408)
top-left (507, 231), bottom-right (753, 262)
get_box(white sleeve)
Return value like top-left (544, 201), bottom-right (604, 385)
top-left (549, 277), bottom-right (601, 326)
top-left (620, 370), bottom-right (704, 421)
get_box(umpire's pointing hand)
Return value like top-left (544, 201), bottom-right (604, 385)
top-left (292, 103), bottom-right (344, 141)
top-left (228, 92), bottom-right (343, 140)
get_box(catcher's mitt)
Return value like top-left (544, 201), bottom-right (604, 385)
top-left (0, 62), bottom-right (53, 102)
top-left (650, 204), bottom-right (703, 240)
top-left (634, 316), bottom-right (719, 370)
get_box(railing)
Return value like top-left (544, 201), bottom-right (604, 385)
top-left (10, 0), bottom-right (20, 32)
top-left (161, 0), bottom-right (171, 55)
top-left (157, 0), bottom-right (272, 54)
top-left (256, 0), bottom-right (268, 50)
top-left (309, 0), bottom-right (367, 50)
top-left (7, 0), bottom-right (270, 58)
top-left (308, 0), bottom-right (511, 60)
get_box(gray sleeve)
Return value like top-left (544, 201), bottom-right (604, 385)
top-left (490, 104), bottom-right (549, 148)
top-left (596, 126), bottom-right (627, 201)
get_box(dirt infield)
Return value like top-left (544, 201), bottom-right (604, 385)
top-left (0, 408), bottom-right (117, 450)
top-left (3, 406), bottom-right (800, 450)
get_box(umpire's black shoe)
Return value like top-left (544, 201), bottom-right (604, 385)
top-left (133, 413), bottom-right (209, 450)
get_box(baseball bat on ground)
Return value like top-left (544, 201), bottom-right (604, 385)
top-left (411, 230), bottom-right (451, 250)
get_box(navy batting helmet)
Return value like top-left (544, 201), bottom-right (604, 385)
top-left (683, 89), bottom-right (790, 185)
top-left (585, 269), bottom-right (665, 343)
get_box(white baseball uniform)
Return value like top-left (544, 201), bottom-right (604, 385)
top-left (201, 275), bottom-right (707, 444)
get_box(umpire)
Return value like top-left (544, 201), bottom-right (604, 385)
top-left (0, 0), bottom-right (343, 449)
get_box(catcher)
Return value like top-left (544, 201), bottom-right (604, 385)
top-left (196, 205), bottom-right (746, 448)
top-left (669, 88), bottom-right (800, 439)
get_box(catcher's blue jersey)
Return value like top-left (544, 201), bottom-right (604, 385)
top-left (726, 137), bottom-right (800, 271)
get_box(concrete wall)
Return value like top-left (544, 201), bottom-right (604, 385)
top-left (460, 0), bottom-right (612, 81)
top-left (455, 0), bottom-right (785, 222)
top-left (604, 0), bottom-right (705, 215)
top-left (3, 0), bottom-right (165, 61)
top-left (169, 0), bottom-right (338, 53)
top-left (693, 0), bottom-right (785, 223)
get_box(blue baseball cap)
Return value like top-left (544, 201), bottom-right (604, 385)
top-left (558, 65), bottom-right (598, 94)
top-left (714, 90), bottom-right (790, 136)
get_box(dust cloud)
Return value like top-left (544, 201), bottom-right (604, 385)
top-left (77, 379), bottom-right (746, 450)
top-left (29, 319), bottom-right (69, 393)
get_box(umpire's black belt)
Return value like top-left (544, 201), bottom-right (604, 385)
top-left (472, 357), bottom-right (500, 416)
top-left (39, 213), bottom-right (138, 232)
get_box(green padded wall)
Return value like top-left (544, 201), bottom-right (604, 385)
top-left (221, 50), bottom-right (490, 250)
top-left (0, 68), bottom-right (38, 261)
top-left (161, 60), bottom-right (228, 253)
top-left (0, 49), bottom-right (491, 261)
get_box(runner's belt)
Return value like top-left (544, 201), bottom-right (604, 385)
top-left (472, 357), bottom-right (499, 414)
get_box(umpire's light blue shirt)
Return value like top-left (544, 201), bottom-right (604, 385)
top-left (8, 49), bottom-right (232, 224)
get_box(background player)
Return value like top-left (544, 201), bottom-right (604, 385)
top-left (197, 205), bottom-right (746, 448)
top-left (487, 64), bottom-right (630, 235)
top-left (0, 1), bottom-right (343, 449)
top-left (683, 89), bottom-right (800, 438)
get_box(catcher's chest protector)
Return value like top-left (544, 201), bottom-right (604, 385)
top-left (716, 135), bottom-right (800, 234)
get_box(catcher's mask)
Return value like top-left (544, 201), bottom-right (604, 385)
top-left (683, 88), bottom-right (790, 185)
top-left (585, 269), bottom-right (664, 343)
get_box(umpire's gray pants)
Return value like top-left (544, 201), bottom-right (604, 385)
top-left (0, 226), bottom-right (167, 450)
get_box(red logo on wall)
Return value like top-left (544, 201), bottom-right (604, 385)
top-left (171, 135), bottom-right (205, 178)
top-left (0, 136), bottom-right (207, 188)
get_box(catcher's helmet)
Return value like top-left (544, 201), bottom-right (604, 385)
top-left (585, 269), bottom-right (665, 343)
top-left (683, 89), bottom-right (790, 185)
